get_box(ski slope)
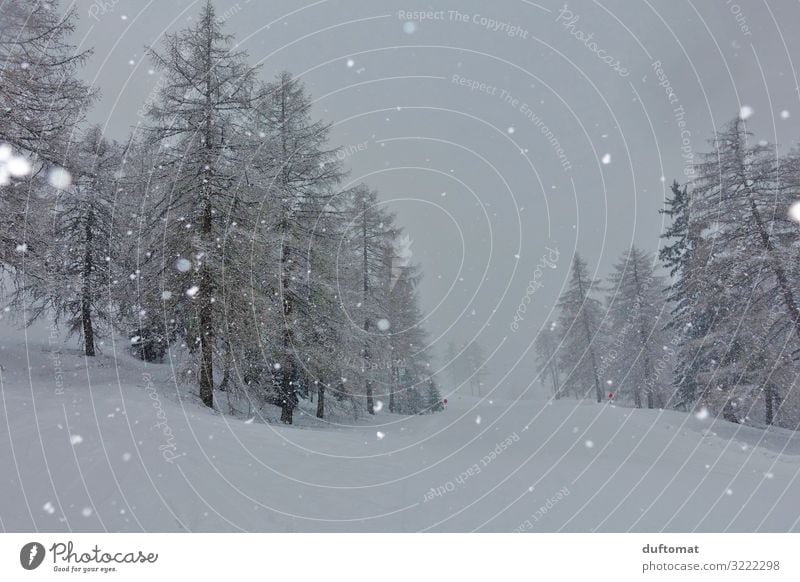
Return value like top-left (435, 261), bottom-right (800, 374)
top-left (1, 318), bottom-right (799, 532)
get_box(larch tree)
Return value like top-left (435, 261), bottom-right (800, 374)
top-left (0, 0), bottom-right (93, 267)
top-left (143, 1), bottom-right (262, 409)
top-left (556, 254), bottom-right (604, 402)
top-left (603, 247), bottom-right (668, 409)
top-left (251, 71), bottom-right (343, 423)
top-left (684, 117), bottom-right (800, 425)
top-left (534, 321), bottom-right (562, 399)
top-left (345, 184), bottom-right (393, 414)
top-left (11, 127), bottom-right (120, 356)
top-left (0, 0), bottom-right (92, 161)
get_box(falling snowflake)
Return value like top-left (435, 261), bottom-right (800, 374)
top-left (739, 105), bottom-right (754, 120)
top-left (475, 415), bottom-right (482, 425)
top-left (48, 167), bottom-right (72, 190)
top-left (403, 21), bottom-right (416, 34)
top-left (507, 126), bottom-right (515, 134)
top-left (70, 434), bottom-right (83, 445)
top-left (374, 400), bottom-right (384, 412)
top-left (765, 472), bottom-right (774, 479)
top-left (161, 291), bottom-right (173, 300)
top-left (186, 286), bottom-right (199, 298)
top-left (585, 440), bottom-right (594, 448)
top-left (43, 502), bottom-right (55, 514)
top-left (346, 59), bottom-right (355, 68)
top-left (7, 155), bottom-right (31, 178)
top-left (601, 153), bottom-right (611, 165)
top-left (0, 144), bottom-right (33, 185)
top-left (81, 507), bottom-right (93, 517)
top-left (695, 407), bottom-right (710, 420)
top-left (175, 258), bottom-right (192, 272)
top-left (788, 201), bottom-right (800, 224)
top-left (15, 243), bottom-right (27, 253)
top-left (376, 431), bottom-right (385, 440)
top-left (780, 110), bottom-right (790, 119)
top-left (376, 318), bottom-right (390, 331)
top-left (122, 453), bottom-right (132, 462)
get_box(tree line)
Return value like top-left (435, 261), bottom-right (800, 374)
top-left (0, 0), bottom-right (442, 424)
top-left (538, 118), bottom-right (800, 430)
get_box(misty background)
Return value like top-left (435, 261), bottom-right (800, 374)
top-left (67, 0), bottom-right (800, 399)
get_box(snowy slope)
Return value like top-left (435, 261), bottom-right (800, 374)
top-left (1, 318), bottom-right (799, 532)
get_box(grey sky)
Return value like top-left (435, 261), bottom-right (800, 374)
top-left (68, 0), bottom-right (800, 398)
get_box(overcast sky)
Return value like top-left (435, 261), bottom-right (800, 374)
top-left (67, 0), bottom-right (800, 398)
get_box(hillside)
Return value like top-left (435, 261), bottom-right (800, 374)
top-left (1, 319), bottom-right (798, 532)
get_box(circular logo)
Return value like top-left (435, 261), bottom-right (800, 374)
top-left (20, 542), bottom-right (45, 570)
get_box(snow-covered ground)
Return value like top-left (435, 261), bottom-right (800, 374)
top-left (1, 318), bottom-right (799, 532)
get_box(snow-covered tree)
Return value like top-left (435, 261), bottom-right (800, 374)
top-left (658, 180), bottom-right (702, 409)
top-left (250, 71), bottom-right (344, 423)
top-left (342, 185), bottom-right (394, 414)
top-left (142, 1), bottom-right (262, 409)
top-left (664, 116), bottom-right (800, 426)
top-left (556, 254), bottom-right (604, 402)
top-left (534, 321), bottom-right (563, 399)
top-left (0, 0), bottom-right (93, 161)
top-left (603, 247), bottom-right (669, 408)
top-left (11, 127), bottom-right (120, 356)
top-left (0, 0), bottom-right (93, 268)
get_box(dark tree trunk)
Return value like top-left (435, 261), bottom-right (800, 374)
top-left (633, 385), bottom-right (642, 409)
top-left (388, 371), bottom-right (396, 412)
top-left (765, 384), bottom-right (774, 426)
top-left (197, 21), bottom-right (215, 410)
top-left (81, 206), bottom-right (96, 357)
top-left (280, 398), bottom-right (293, 424)
top-left (198, 260), bottom-right (214, 409)
top-left (316, 384), bottom-right (325, 419)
